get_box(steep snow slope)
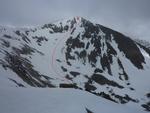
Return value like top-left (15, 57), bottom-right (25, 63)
top-left (0, 17), bottom-right (150, 111)
top-left (0, 88), bottom-right (147, 113)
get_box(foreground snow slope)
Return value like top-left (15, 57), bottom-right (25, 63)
top-left (0, 88), bottom-right (147, 113)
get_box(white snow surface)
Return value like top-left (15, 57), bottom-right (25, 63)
top-left (0, 88), bottom-right (147, 113)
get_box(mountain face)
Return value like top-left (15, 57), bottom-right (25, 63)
top-left (0, 17), bottom-right (150, 111)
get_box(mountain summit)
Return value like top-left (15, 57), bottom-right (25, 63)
top-left (0, 17), bottom-right (150, 112)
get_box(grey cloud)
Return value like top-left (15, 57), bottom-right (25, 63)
top-left (0, 0), bottom-right (149, 41)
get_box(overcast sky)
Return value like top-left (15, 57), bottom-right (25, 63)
top-left (0, 0), bottom-right (150, 41)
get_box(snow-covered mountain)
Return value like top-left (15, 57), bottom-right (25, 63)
top-left (0, 17), bottom-right (150, 112)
